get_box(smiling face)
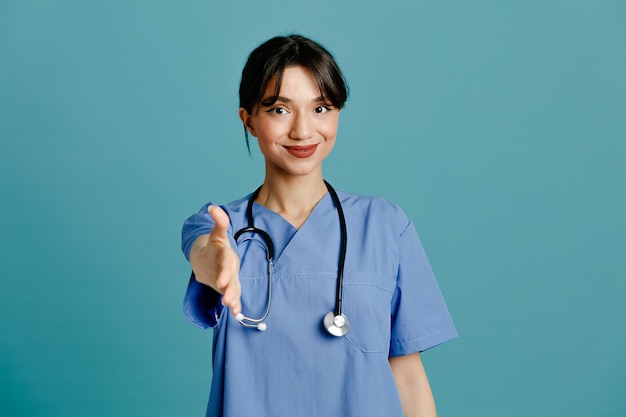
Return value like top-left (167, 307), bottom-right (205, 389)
top-left (239, 66), bottom-right (340, 180)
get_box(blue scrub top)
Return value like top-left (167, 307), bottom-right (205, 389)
top-left (182, 190), bottom-right (457, 417)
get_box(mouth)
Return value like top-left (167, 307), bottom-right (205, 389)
top-left (284, 144), bottom-right (318, 158)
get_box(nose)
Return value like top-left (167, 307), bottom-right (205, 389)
top-left (289, 112), bottom-right (314, 140)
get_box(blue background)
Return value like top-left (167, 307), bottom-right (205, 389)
top-left (1, 1), bottom-right (624, 415)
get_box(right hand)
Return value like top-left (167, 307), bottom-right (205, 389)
top-left (189, 205), bottom-right (242, 317)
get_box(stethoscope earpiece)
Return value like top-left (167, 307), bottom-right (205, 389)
top-left (236, 313), bottom-right (268, 331)
top-left (233, 181), bottom-right (349, 337)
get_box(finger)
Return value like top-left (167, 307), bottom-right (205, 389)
top-left (220, 274), bottom-right (241, 301)
top-left (222, 290), bottom-right (241, 315)
top-left (215, 269), bottom-right (231, 291)
top-left (214, 251), bottom-right (239, 290)
top-left (221, 282), bottom-right (242, 316)
top-left (229, 298), bottom-right (241, 317)
top-left (208, 205), bottom-right (230, 242)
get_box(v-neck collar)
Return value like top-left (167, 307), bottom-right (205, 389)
top-left (250, 192), bottom-right (335, 267)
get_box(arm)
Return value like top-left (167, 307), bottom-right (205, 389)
top-left (389, 352), bottom-right (437, 417)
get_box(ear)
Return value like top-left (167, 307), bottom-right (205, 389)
top-left (238, 108), bottom-right (257, 137)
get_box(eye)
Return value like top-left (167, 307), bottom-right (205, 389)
top-left (266, 107), bottom-right (288, 115)
top-left (314, 105), bottom-right (331, 114)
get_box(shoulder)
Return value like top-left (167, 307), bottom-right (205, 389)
top-left (221, 194), bottom-right (251, 214)
top-left (336, 189), bottom-right (400, 211)
top-left (335, 189), bottom-right (412, 234)
top-left (182, 193), bottom-right (251, 238)
top-left (192, 193), bottom-right (253, 222)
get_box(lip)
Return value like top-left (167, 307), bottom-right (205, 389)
top-left (284, 144), bottom-right (318, 158)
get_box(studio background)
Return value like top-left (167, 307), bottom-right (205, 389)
top-left (1, 1), bottom-right (624, 416)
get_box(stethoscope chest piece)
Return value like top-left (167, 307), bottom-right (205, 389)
top-left (324, 311), bottom-right (350, 337)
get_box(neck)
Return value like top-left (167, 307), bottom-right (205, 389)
top-left (256, 173), bottom-right (329, 229)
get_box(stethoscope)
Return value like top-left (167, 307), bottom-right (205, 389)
top-left (233, 180), bottom-right (350, 337)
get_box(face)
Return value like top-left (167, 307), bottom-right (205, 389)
top-left (239, 66), bottom-right (340, 179)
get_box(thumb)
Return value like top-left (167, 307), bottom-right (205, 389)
top-left (208, 205), bottom-right (230, 242)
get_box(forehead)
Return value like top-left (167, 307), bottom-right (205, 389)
top-left (263, 66), bottom-right (324, 98)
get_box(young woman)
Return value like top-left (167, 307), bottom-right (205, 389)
top-left (181, 34), bottom-right (457, 417)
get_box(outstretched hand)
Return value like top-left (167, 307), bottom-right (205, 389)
top-left (189, 205), bottom-right (242, 317)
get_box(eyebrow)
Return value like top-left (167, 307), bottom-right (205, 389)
top-left (260, 95), bottom-right (329, 106)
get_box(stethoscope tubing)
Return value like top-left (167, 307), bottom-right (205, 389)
top-left (233, 181), bottom-right (349, 336)
top-left (327, 181), bottom-right (347, 317)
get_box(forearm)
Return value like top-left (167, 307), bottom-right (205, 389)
top-left (389, 352), bottom-right (437, 417)
top-left (395, 373), bottom-right (436, 417)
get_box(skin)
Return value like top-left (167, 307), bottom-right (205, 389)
top-left (389, 353), bottom-right (438, 417)
top-left (189, 65), bottom-right (437, 416)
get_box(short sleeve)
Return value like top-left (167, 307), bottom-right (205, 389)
top-left (184, 272), bottom-right (223, 329)
top-left (389, 219), bottom-right (458, 356)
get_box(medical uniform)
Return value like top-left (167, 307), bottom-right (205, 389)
top-left (182, 189), bottom-right (457, 417)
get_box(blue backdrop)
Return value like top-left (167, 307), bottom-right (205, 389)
top-left (1, 1), bottom-right (624, 416)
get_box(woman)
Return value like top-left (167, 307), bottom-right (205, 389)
top-left (181, 34), bottom-right (457, 417)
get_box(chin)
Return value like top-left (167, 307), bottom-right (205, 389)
top-left (276, 162), bottom-right (323, 178)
